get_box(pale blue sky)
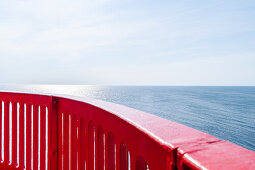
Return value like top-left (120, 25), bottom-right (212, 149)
top-left (0, 0), bottom-right (255, 85)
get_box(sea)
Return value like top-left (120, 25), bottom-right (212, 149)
top-left (0, 85), bottom-right (254, 151)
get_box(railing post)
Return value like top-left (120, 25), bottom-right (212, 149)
top-left (49, 97), bottom-right (59, 170)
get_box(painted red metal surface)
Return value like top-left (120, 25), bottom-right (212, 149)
top-left (0, 92), bottom-right (255, 170)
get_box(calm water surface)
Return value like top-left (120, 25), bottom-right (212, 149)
top-left (1, 85), bottom-right (255, 151)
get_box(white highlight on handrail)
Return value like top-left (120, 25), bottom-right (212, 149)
top-left (17, 103), bottom-right (20, 166)
top-left (24, 104), bottom-right (26, 169)
top-left (38, 106), bottom-right (41, 170)
top-left (46, 107), bottom-right (49, 170)
top-left (183, 154), bottom-right (208, 170)
top-left (31, 105), bottom-right (34, 170)
top-left (1, 101), bottom-right (4, 162)
top-left (62, 113), bottom-right (64, 170)
top-left (9, 102), bottom-right (12, 164)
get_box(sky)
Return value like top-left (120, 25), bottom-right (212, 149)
top-left (0, 0), bottom-right (255, 85)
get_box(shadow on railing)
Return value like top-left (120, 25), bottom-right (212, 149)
top-left (0, 92), bottom-right (254, 170)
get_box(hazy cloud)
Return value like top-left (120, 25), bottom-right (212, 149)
top-left (1, 0), bottom-right (255, 85)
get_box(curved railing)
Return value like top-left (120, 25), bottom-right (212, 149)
top-left (0, 92), bottom-right (254, 170)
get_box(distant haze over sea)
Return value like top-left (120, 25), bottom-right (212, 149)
top-left (1, 85), bottom-right (255, 151)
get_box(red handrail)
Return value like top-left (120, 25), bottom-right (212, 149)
top-left (0, 92), bottom-right (254, 170)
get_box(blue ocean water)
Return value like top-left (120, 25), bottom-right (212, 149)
top-left (1, 85), bottom-right (255, 151)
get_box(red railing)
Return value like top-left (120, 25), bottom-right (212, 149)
top-left (0, 92), bottom-right (254, 170)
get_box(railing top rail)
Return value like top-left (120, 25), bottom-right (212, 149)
top-left (53, 93), bottom-right (255, 169)
top-left (0, 91), bottom-right (255, 169)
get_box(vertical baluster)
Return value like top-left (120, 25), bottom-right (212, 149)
top-left (105, 133), bottom-right (108, 170)
top-left (26, 104), bottom-right (32, 170)
top-left (49, 99), bottom-right (58, 170)
top-left (33, 105), bottom-right (39, 170)
top-left (85, 119), bottom-right (89, 170)
top-left (4, 101), bottom-right (10, 164)
top-left (58, 112), bottom-right (63, 170)
top-left (12, 102), bottom-right (18, 166)
top-left (107, 133), bottom-right (115, 170)
top-left (19, 103), bottom-right (25, 169)
top-left (80, 118), bottom-right (86, 170)
top-left (120, 143), bottom-right (128, 170)
top-left (97, 126), bottom-right (104, 170)
top-left (77, 117), bottom-right (81, 170)
top-left (71, 114), bottom-right (78, 170)
top-left (40, 106), bottom-right (46, 170)
top-left (95, 125), bottom-right (98, 170)
top-left (88, 121), bottom-right (95, 170)
top-left (63, 113), bottom-right (69, 170)
top-left (116, 142), bottom-right (120, 170)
